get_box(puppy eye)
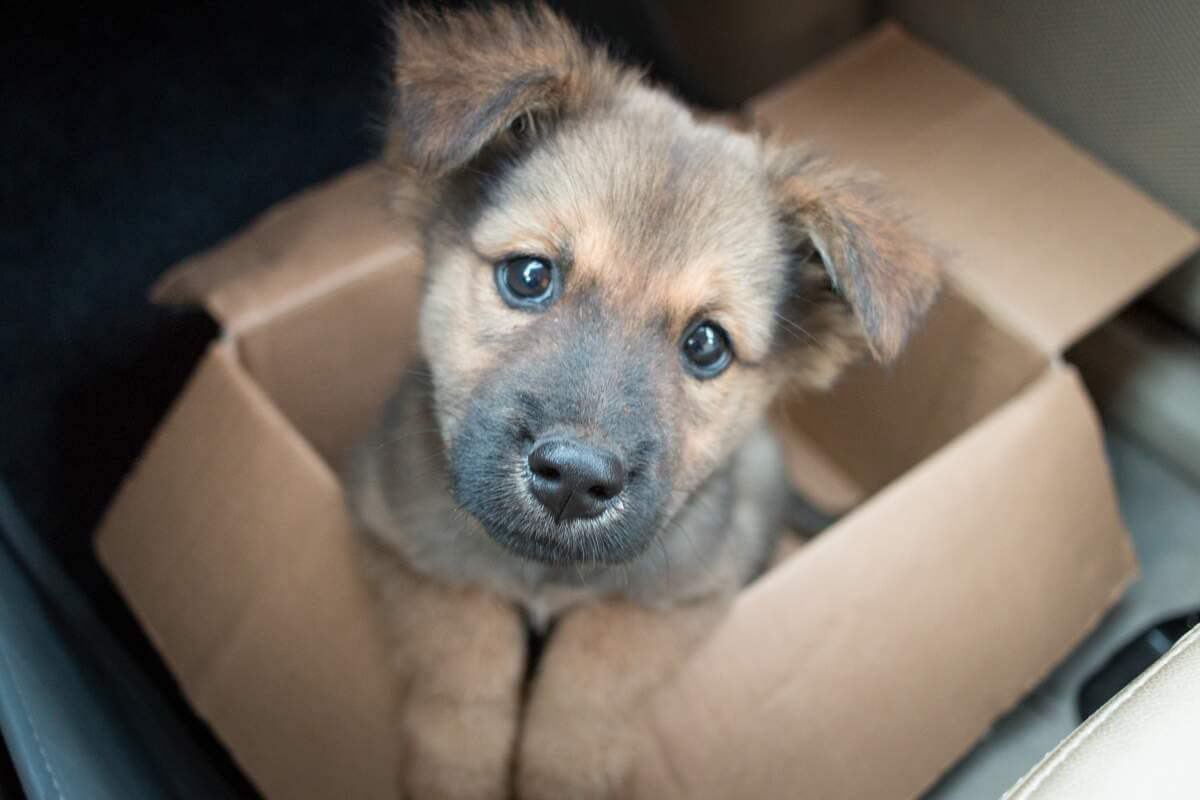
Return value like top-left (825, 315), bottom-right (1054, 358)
top-left (509, 113), bottom-right (533, 139)
top-left (682, 320), bottom-right (733, 378)
top-left (496, 256), bottom-right (559, 309)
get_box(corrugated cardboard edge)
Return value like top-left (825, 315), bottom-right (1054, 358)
top-left (632, 366), bottom-right (1137, 800)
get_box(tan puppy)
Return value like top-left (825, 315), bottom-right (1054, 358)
top-left (343, 6), bottom-right (939, 799)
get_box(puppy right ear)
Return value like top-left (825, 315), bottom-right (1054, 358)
top-left (769, 148), bottom-right (941, 366)
top-left (386, 5), bottom-right (622, 177)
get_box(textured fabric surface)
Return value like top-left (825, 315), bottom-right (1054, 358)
top-left (1003, 625), bottom-right (1200, 799)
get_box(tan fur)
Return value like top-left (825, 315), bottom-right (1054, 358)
top-left (767, 149), bottom-right (942, 364)
top-left (346, 5), bottom-right (941, 799)
top-left (419, 90), bottom-right (795, 502)
top-left (386, 5), bottom-right (634, 177)
top-left (518, 597), bottom-right (731, 800)
top-left (359, 536), bottom-right (526, 800)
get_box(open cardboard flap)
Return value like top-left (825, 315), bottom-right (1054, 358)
top-left (751, 25), bottom-right (1198, 355)
top-left (97, 24), bottom-right (1197, 800)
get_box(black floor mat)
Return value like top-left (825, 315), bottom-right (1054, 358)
top-left (2, 0), bottom-right (390, 592)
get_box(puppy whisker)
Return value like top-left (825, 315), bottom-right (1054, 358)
top-left (772, 310), bottom-right (820, 346)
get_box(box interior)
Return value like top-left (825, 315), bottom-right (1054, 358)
top-left (775, 284), bottom-right (1046, 507)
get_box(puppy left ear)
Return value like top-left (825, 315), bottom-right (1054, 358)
top-left (386, 5), bottom-right (623, 177)
top-left (771, 151), bottom-right (941, 364)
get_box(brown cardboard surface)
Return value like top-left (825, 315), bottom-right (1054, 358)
top-left (97, 344), bottom-right (395, 800)
top-left (634, 367), bottom-right (1136, 800)
top-left (752, 25), bottom-right (1200, 354)
top-left (773, 284), bottom-right (1045, 498)
top-left (93, 23), bottom-right (1180, 800)
top-left (237, 254), bottom-right (423, 463)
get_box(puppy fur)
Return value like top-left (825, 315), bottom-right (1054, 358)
top-left (343, 6), bottom-right (938, 799)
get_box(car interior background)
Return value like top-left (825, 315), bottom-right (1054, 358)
top-left (2, 1), bottom-right (1197, 798)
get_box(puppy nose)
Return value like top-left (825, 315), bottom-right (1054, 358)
top-left (527, 438), bottom-right (625, 522)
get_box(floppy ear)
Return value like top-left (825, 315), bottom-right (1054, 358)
top-left (386, 5), bottom-right (622, 177)
top-left (771, 150), bottom-right (940, 364)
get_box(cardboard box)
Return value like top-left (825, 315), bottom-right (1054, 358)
top-left (95, 26), bottom-right (1198, 800)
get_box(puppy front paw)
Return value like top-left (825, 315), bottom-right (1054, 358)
top-left (516, 703), bottom-right (643, 800)
top-left (398, 692), bottom-right (518, 800)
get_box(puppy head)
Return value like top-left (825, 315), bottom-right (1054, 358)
top-left (386, 6), bottom-right (938, 565)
